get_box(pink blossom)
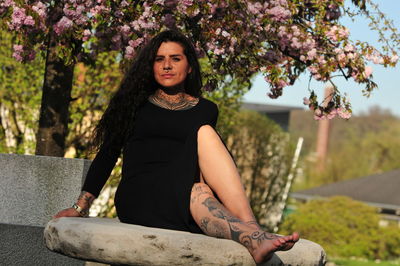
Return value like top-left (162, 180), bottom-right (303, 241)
top-left (24, 15), bottom-right (35, 26)
top-left (54, 16), bottom-right (73, 35)
top-left (82, 29), bottom-right (91, 41)
top-left (213, 47), bottom-right (225, 55)
top-left (63, 4), bottom-right (76, 17)
top-left (390, 55), bottom-right (399, 63)
top-left (128, 38), bottom-right (144, 48)
top-left (338, 27), bottom-right (349, 38)
top-left (336, 52), bottom-right (346, 62)
top-left (1, 0), bottom-right (14, 15)
top-left (32, 1), bottom-right (47, 19)
top-left (2, 0), bottom-right (14, 7)
top-left (337, 107), bottom-right (352, 119)
top-left (120, 25), bottom-right (131, 36)
top-left (180, 0), bottom-right (193, 6)
top-left (13, 44), bottom-right (23, 53)
top-left (247, 2), bottom-right (263, 15)
top-left (221, 30), bottom-right (230, 38)
top-left (303, 97), bottom-right (310, 105)
top-left (291, 25), bottom-right (300, 36)
top-left (313, 109), bottom-right (325, 120)
top-left (111, 34), bottom-right (122, 50)
top-left (363, 66), bottom-right (373, 78)
top-left (125, 46), bottom-right (135, 59)
top-left (371, 55), bottom-right (384, 64)
top-left (344, 43), bottom-right (354, 52)
top-left (267, 6), bottom-right (291, 22)
top-left (12, 44), bottom-right (24, 62)
top-left (346, 53), bottom-right (355, 60)
top-left (307, 49), bottom-right (317, 60)
top-left (276, 79), bottom-right (288, 88)
top-left (326, 109), bottom-right (337, 119)
top-left (326, 25), bottom-right (338, 41)
top-left (114, 10), bottom-right (124, 18)
top-left (154, 0), bottom-right (165, 5)
top-left (10, 6), bottom-right (26, 30)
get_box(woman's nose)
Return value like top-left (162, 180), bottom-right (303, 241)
top-left (163, 59), bottom-right (172, 70)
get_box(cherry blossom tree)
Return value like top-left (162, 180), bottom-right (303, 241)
top-left (1, 0), bottom-right (399, 156)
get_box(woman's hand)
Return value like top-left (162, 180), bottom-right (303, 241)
top-left (52, 191), bottom-right (95, 219)
top-left (52, 207), bottom-right (82, 219)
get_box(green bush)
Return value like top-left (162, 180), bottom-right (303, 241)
top-left (279, 196), bottom-right (400, 260)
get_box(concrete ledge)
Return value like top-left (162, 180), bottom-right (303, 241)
top-left (0, 153), bottom-right (91, 227)
top-left (44, 217), bottom-right (326, 266)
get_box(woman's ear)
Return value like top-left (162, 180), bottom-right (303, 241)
top-left (188, 66), bottom-right (192, 74)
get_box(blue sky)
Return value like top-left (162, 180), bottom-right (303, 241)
top-left (243, 1), bottom-right (400, 117)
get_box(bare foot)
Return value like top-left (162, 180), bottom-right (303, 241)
top-left (248, 232), bottom-right (300, 263)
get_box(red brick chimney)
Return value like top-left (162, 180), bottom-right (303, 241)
top-left (316, 86), bottom-right (334, 171)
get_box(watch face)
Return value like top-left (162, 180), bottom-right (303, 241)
top-left (73, 203), bottom-right (87, 216)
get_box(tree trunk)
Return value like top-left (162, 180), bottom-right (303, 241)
top-left (35, 32), bottom-right (74, 156)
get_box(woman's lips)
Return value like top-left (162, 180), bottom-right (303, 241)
top-left (161, 74), bottom-right (174, 78)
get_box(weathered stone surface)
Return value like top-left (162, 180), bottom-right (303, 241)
top-left (0, 222), bottom-right (85, 266)
top-left (44, 217), bottom-right (326, 266)
top-left (0, 153), bottom-right (90, 227)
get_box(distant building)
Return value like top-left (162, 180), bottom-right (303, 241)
top-left (241, 102), bottom-right (303, 131)
top-left (291, 169), bottom-right (400, 226)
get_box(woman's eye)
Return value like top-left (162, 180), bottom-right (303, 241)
top-left (155, 58), bottom-right (163, 62)
top-left (172, 57), bottom-right (180, 62)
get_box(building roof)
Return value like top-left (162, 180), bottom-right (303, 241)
top-left (291, 169), bottom-right (400, 210)
top-left (241, 102), bottom-right (303, 113)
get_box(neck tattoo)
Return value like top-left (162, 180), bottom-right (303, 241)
top-left (149, 89), bottom-right (199, 110)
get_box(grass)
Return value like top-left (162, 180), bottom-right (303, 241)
top-left (331, 258), bottom-right (400, 266)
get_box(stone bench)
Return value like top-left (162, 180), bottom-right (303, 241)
top-left (44, 217), bottom-right (327, 266)
top-left (0, 153), bottom-right (91, 265)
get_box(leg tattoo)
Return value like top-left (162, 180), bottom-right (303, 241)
top-left (201, 197), bottom-right (248, 245)
top-left (191, 185), bottom-right (299, 264)
top-left (191, 185), bottom-right (214, 204)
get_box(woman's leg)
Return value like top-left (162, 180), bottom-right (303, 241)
top-left (190, 183), bottom-right (299, 263)
top-left (196, 125), bottom-right (259, 225)
top-left (194, 125), bottom-right (299, 262)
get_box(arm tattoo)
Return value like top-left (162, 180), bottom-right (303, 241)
top-left (78, 191), bottom-right (95, 205)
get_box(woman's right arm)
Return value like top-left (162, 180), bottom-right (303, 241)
top-left (53, 142), bottom-right (121, 218)
top-left (53, 190), bottom-right (96, 218)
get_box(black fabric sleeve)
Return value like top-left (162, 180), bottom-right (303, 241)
top-left (210, 101), bottom-right (219, 127)
top-left (81, 141), bottom-right (121, 198)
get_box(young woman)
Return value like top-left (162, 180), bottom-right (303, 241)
top-left (53, 30), bottom-right (299, 263)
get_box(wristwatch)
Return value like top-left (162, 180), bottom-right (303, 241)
top-left (72, 203), bottom-right (89, 217)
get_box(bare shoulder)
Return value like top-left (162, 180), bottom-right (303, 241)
top-left (198, 124), bottom-right (218, 137)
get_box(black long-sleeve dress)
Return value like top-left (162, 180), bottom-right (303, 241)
top-left (82, 96), bottom-right (219, 234)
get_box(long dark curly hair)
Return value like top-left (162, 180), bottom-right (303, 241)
top-left (91, 30), bottom-right (203, 153)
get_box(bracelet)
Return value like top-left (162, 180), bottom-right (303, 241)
top-left (72, 203), bottom-right (89, 217)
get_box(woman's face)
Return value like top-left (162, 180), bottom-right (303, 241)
top-left (153, 41), bottom-right (192, 89)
